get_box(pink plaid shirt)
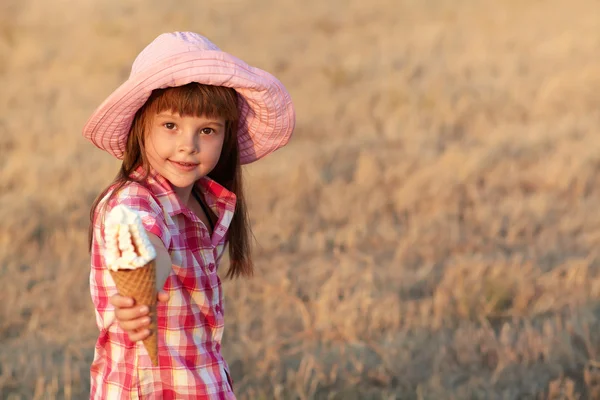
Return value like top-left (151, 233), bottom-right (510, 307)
top-left (89, 167), bottom-right (237, 399)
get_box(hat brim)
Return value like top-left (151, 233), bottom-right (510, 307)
top-left (82, 50), bottom-right (295, 164)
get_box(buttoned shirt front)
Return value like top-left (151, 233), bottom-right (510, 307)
top-left (89, 167), bottom-right (236, 399)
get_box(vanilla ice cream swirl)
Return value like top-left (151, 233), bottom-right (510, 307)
top-left (104, 205), bottom-right (157, 271)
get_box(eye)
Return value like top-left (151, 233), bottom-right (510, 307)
top-left (163, 122), bottom-right (176, 130)
top-left (201, 127), bottom-right (215, 135)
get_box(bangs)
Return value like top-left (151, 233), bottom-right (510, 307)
top-left (145, 83), bottom-right (239, 121)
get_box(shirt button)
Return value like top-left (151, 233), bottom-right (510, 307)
top-left (208, 263), bottom-right (215, 272)
top-left (215, 305), bottom-right (221, 314)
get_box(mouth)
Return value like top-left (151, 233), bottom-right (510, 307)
top-left (172, 161), bottom-right (198, 166)
top-left (169, 160), bottom-right (199, 171)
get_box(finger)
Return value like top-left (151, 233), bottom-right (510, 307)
top-left (115, 304), bottom-right (149, 322)
top-left (128, 328), bottom-right (151, 343)
top-left (119, 315), bottom-right (152, 333)
top-left (109, 294), bottom-right (135, 308)
top-left (157, 291), bottom-right (170, 303)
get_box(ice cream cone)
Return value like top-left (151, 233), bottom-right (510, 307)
top-left (110, 259), bottom-right (158, 366)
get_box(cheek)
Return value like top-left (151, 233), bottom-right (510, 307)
top-left (211, 138), bottom-right (226, 163)
top-left (202, 137), bottom-right (225, 162)
top-left (145, 134), bottom-right (168, 159)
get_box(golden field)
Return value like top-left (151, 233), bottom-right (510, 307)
top-left (2, 0), bottom-right (600, 398)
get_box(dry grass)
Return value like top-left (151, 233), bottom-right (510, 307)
top-left (2, 0), bottom-right (600, 398)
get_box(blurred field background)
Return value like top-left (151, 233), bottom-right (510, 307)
top-left (2, 0), bottom-right (600, 398)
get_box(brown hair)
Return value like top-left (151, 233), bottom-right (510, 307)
top-left (88, 83), bottom-right (253, 279)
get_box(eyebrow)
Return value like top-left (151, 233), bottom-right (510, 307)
top-left (156, 113), bottom-right (225, 127)
top-left (208, 121), bottom-right (225, 128)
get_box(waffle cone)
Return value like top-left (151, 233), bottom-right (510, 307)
top-left (110, 260), bottom-right (158, 366)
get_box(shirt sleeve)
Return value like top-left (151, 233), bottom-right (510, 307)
top-left (106, 182), bottom-right (171, 251)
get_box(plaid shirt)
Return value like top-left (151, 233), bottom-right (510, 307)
top-left (89, 167), bottom-right (237, 399)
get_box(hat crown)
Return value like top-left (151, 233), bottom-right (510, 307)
top-left (131, 32), bottom-right (220, 76)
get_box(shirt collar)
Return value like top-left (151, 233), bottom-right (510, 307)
top-left (130, 166), bottom-right (237, 217)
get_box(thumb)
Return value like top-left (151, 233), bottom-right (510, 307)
top-left (157, 290), bottom-right (170, 303)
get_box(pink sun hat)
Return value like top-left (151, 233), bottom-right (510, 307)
top-left (82, 32), bottom-right (295, 164)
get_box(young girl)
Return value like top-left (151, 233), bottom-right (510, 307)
top-left (83, 32), bottom-right (295, 399)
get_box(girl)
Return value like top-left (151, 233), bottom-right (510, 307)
top-left (83, 32), bottom-right (295, 399)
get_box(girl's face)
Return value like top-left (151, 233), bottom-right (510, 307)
top-left (145, 111), bottom-right (225, 199)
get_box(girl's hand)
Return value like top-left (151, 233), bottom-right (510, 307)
top-left (109, 291), bottom-right (169, 342)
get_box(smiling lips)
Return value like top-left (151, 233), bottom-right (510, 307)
top-left (170, 160), bottom-right (199, 171)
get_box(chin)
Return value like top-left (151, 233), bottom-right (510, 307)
top-left (169, 177), bottom-right (197, 188)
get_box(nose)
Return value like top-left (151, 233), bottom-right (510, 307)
top-left (177, 130), bottom-right (199, 154)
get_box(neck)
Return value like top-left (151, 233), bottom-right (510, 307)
top-left (172, 185), bottom-right (194, 205)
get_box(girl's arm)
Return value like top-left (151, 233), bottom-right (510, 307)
top-left (147, 232), bottom-right (172, 291)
